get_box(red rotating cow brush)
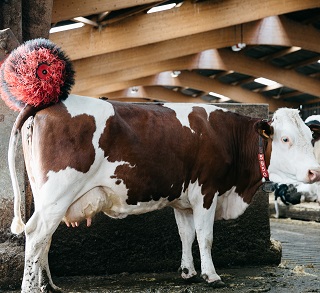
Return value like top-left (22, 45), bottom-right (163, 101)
top-left (1, 39), bottom-right (75, 236)
top-left (0, 38), bottom-right (75, 112)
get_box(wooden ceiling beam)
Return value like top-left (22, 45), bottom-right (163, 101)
top-left (244, 15), bottom-right (320, 53)
top-left (99, 2), bottom-right (167, 26)
top-left (50, 1), bottom-right (320, 60)
top-left (217, 49), bottom-right (320, 97)
top-left (52, 0), bottom-right (162, 23)
top-left (260, 46), bottom-right (302, 61)
top-left (257, 85), bottom-right (283, 93)
top-left (278, 90), bottom-right (302, 99)
top-left (77, 70), bottom-right (296, 112)
top-left (73, 55), bottom-right (198, 93)
top-left (107, 86), bottom-right (207, 103)
top-left (73, 48), bottom-right (320, 99)
top-left (175, 71), bottom-right (297, 112)
top-left (87, 79), bottom-right (153, 97)
top-left (71, 15), bottom-right (320, 84)
top-left (213, 71), bottom-right (234, 78)
top-left (71, 27), bottom-right (237, 79)
top-left (233, 76), bottom-right (256, 86)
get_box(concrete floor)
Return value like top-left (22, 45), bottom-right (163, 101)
top-left (271, 218), bottom-right (320, 269)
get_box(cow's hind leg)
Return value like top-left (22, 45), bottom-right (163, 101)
top-left (174, 208), bottom-right (199, 281)
top-left (22, 209), bottom-right (64, 293)
top-left (39, 238), bottom-right (62, 293)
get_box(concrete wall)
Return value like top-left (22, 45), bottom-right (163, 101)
top-left (0, 99), bottom-right (26, 241)
top-left (0, 103), bottom-right (281, 289)
top-left (49, 188), bottom-right (280, 277)
top-left (0, 99), bottom-right (26, 289)
top-left (0, 2), bottom-right (53, 286)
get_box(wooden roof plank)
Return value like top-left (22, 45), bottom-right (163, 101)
top-left (50, 0), bottom-right (320, 60)
top-left (52, 0), bottom-right (162, 23)
top-left (72, 48), bottom-right (320, 99)
top-left (72, 15), bottom-right (320, 83)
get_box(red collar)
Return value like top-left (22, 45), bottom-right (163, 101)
top-left (258, 136), bottom-right (270, 181)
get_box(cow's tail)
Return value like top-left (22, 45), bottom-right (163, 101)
top-left (8, 105), bottom-right (38, 235)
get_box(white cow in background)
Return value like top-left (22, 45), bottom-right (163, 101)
top-left (273, 115), bottom-right (320, 217)
top-left (298, 115), bottom-right (320, 203)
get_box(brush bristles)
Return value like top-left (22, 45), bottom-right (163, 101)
top-left (0, 38), bottom-right (75, 111)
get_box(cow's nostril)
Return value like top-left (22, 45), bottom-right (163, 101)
top-left (308, 170), bottom-right (318, 182)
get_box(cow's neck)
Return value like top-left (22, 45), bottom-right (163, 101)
top-left (231, 121), bottom-right (268, 204)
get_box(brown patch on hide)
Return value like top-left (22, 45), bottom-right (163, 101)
top-left (98, 103), bottom-right (263, 209)
top-left (31, 103), bottom-right (96, 185)
top-left (98, 102), bottom-right (196, 205)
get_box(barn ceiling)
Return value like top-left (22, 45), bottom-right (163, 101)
top-left (2, 0), bottom-right (320, 113)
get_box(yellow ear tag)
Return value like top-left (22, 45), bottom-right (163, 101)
top-left (262, 129), bottom-right (269, 139)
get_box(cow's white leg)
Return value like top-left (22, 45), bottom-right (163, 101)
top-left (39, 238), bottom-right (62, 292)
top-left (22, 209), bottom-right (64, 293)
top-left (174, 208), bottom-right (197, 280)
top-left (193, 194), bottom-right (224, 286)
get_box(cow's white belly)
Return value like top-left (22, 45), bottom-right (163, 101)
top-left (63, 184), bottom-right (193, 225)
top-left (215, 187), bottom-right (249, 220)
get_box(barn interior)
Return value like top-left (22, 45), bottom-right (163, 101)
top-left (1, 1), bottom-right (319, 115)
top-left (0, 1), bottom-right (320, 292)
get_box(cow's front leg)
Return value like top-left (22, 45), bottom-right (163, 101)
top-left (193, 194), bottom-right (225, 287)
top-left (22, 211), bottom-right (63, 293)
top-left (174, 208), bottom-right (197, 280)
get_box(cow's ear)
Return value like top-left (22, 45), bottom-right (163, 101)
top-left (306, 121), bottom-right (320, 143)
top-left (255, 120), bottom-right (273, 139)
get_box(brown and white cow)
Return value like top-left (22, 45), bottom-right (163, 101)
top-left (8, 94), bottom-right (320, 292)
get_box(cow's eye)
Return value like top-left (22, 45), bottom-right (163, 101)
top-left (281, 136), bottom-right (290, 143)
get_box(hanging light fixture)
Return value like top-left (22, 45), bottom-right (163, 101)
top-left (171, 70), bottom-right (181, 78)
top-left (231, 24), bottom-right (246, 52)
top-left (231, 43), bottom-right (246, 52)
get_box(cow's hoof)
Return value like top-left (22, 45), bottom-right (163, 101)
top-left (41, 284), bottom-right (63, 293)
top-left (52, 288), bottom-right (63, 293)
top-left (183, 275), bottom-right (203, 284)
top-left (208, 280), bottom-right (226, 288)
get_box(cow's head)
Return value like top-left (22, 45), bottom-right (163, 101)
top-left (266, 115), bottom-right (320, 206)
top-left (305, 115), bottom-right (320, 158)
top-left (257, 108), bottom-right (320, 185)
